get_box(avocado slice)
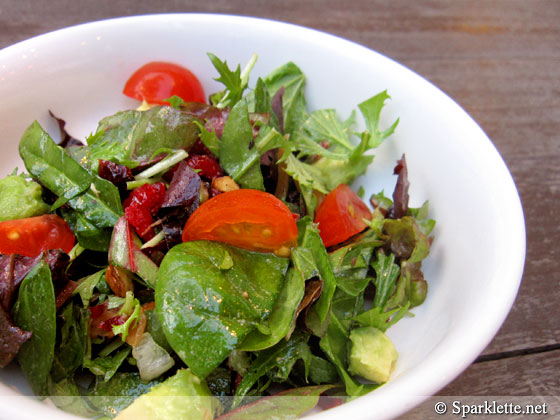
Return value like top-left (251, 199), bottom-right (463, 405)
top-left (348, 327), bottom-right (398, 384)
top-left (115, 369), bottom-right (219, 420)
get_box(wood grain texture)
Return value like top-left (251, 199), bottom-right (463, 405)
top-left (0, 0), bottom-right (558, 395)
top-left (441, 349), bottom-right (560, 396)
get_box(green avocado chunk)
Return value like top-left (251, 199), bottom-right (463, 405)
top-left (115, 369), bottom-right (219, 420)
top-left (0, 174), bottom-right (49, 221)
top-left (348, 326), bottom-right (398, 384)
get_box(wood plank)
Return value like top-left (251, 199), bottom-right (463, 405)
top-left (441, 349), bottom-right (560, 396)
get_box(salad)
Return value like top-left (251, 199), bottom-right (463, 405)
top-left (0, 53), bottom-right (434, 419)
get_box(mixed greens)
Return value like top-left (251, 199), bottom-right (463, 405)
top-left (0, 53), bottom-right (435, 419)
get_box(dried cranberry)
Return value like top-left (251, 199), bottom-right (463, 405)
top-left (125, 204), bottom-right (155, 240)
top-left (89, 303), bottom-right (107, 319)
top-left (99, 315), bottom-right (126, 332)
top-left (186, 154), bottom-right (224, 180)
top-left (98, 160), bottom-right (134, 190)
top-left (124, 182), bottom-right (166, 216)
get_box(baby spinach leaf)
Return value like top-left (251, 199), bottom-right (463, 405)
top-left (88, 106), bottom-right (200, 170)
top-left (12, 259), bottom-right (56, 395)
top-left (145, 309), bottom-right (172, 353)
top-left (295, 217), bottom-right (336, 323)
top-left (60, 209), bottom-right (113, 252)
top-left (221, 384), bottom-right (334, 420)
top-left (18, 121), bottom-right (123, 244)
top-left (240, 216), bottom-right (327, 351)
top-left (19, 121), bottom-right (92, 202)
top-left (51, 302), bottom-right (90, 382)
top-left (219, 100), bottom-right (263, 189)
top-left (67, 175), bottom-right (123, 229)
top-left (239, 267), bottom-right (305, 351)
top-left (156, 241), bottom-right (289, 379)
top-left (233, 332), bottom-right (311, 407)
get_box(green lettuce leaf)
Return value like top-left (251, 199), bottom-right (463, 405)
top-left (233, 332), bottom-right (312, 407)
top-left (87, 106), bottom-right (200, 171)
top-left (358, 90), bottom-right (399, 149)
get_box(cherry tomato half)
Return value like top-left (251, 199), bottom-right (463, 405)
top-left (314, 184), bottom-right (372, 248)
top-left (0, 214), bottom-right (75, 257)
top-left (182, 189), bottom-right (298, 255)
top-left (123, 61), bottom-right (205, 105)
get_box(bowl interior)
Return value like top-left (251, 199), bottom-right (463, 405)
top-left (0, 14), bottom-right (525, 420)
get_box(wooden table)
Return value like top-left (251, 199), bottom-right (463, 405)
top-left (1, 0), bottom-right (558, 413)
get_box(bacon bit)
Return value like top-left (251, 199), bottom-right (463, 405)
top-left (105, 266), bottom-right (134, 298)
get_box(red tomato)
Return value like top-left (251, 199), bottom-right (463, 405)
top-left (123, 61), bottom-right (205, 105)
top-left (0, 214), bottom-right (75, 257)
top-left (314, 184), bottom-right (372, 248)
top-left (182, 189), bottom-right (298, 255)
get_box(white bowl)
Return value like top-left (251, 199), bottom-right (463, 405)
top-left (0, 14), bottom-right (525, 420)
